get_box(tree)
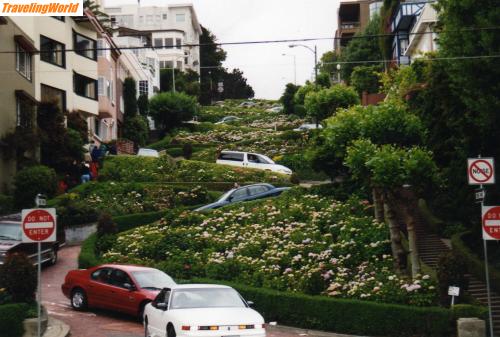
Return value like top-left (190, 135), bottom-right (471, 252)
top-left (315, 72), bottom-right (331, 88)
top-left (123, 77), bottom-right (138, 118)
top-left (350, 65), bottom-right (382, 95)
top-left (304, 85), bottom-right (359, 125)
top-left (199, 26), bottom-right (227, 105)
top-left (318, 50), bottom-right (340, 78)
top-left (293, 82), bottom-right (318, 117)
top-left (160, 69), bottom-right (201, 97)
top-left (221, 68), bottom-right (254, 99)
top-left (279, 83), bottom-right (300, 115)
top-left (123, 116), bottom-right (149, 147)
top-left (67, 112), bottom-right (88, 142)
top-left (137, 94), bottom-right (149, 116)
top-left (149, 92), bottom-right (198, 132)
top-left (340, 14), bottom-right (384, 83)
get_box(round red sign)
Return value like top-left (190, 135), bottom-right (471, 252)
top-left (483, 206), bottom-right (500, 240)
top-left (22, 209), bottom-right (55, 242)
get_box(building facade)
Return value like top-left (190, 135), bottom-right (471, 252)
top-left (404, 3), bottom-right (438, 61)
top-left (103, 3), bottom-right (202, 73)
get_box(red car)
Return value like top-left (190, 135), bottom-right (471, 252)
top-left (61, 264), bottom-right (176, 318)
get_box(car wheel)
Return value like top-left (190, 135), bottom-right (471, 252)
top-left (167, 324), bottom-right (176, 337)
top-left (49, 248), bottom-right (58, 265)
top-left (71, 288), bottom-right (87, 310)
top-left (144, 320), bottom-right (150, 337)
top-left (138, 302), bottom-right (149, 322)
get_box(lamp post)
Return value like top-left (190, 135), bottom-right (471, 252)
top-left (336, 63), bottom-right (341, 83)
top-left (282, 53), bottom-right (297, 85)
top-left (289, 44), bottom-right (317, 81)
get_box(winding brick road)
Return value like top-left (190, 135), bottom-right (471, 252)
top-left (41, 246), bottom-right (300, 337)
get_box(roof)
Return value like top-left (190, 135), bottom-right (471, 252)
top-left (97, 264), bottom-right (160, 271)
top-left (171, 284), bottom-right (232, 290)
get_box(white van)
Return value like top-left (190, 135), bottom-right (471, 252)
top-left (216, 151), bottom-right (292, 175)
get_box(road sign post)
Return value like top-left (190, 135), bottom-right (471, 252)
top-left (22, 208), bottom-right (56, 337)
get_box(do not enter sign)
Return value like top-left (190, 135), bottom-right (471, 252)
top-left (21, 208), bottom-right (57, 243)
top-left (482, 206), bottom-right (500, 240)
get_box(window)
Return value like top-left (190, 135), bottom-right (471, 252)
top-left (164, 38), bottom-right (174, 48)
top-left (91, 268), bottom-right (112, 283)
top-left (15, 95), bottom-right (35, 128)
top-left (98, 76), bottom-right (105, 96)
top-left (185, 57), bottom-right (188, 65)
top-left (248, 185), bottom-right (269, 196)
top-left (176, 38), bottom-right (182, 49)
top-left (166, 60), bottom-right (174, 68)
top-left (218, 152), bottom-right (244, 162)
top-left (176, 61), bottom-right (182, 69)
top-left (139, 15), bottom-right (144, 24)
top-left (139, 80), bottom-right (148, 96)
top-left (74, 31), bottom-right (97, 60)
top-left (162, 13), bottom-right (167, 20)
top-left (154, 38), bottom-right (163, 47)
top-left (230, 188), bottom-right (249, 201)
top-left (109, 79), bottom-right (115, 103)
top-left (96, 39), bottom-right (109, 58)
top-left (176, 13), bottom-right (185, 22)
top-left (40, 35), bottom-right (65, 67)
top-left (41, 84), bottom-right (66, 112)
top-left (109, 269), bottom-right (134, 289)
top-left (73, 72), bottom-right (97, 100)
top-left (16, 44), bottom-right (31, 80)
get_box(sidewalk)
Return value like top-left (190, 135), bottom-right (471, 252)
top-left (267, 324), bottom-right (370, 337)
top-left (42, 318), bottom-right (70, 337)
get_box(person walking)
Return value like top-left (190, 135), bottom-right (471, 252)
top-left (81, 162), bottom-right (91, 184)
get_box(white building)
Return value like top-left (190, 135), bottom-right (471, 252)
top-left (103, 3), bottom-right (202, 73)
top-left (404, 3), bottom-right (438, 61)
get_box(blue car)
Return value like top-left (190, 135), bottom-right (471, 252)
top-left (194, 183), bottom-right (290, 212)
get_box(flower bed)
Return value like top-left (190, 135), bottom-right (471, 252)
top-left (99, 156), bottom-right (290, 184)
top-left (102, 189), bottom-right (438, 306)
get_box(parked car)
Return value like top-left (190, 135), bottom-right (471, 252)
top-left (194, 183), bottom-right (290, 211)
top-left (293, 123), bottom-right (323, 132)
top-left (216, 151), bottom-right (292, 175)
top-left (266, 106), bottom-right (283, 113)
top-left (143, 284), bottom-right (266, 337)
top-left (239, 101), bottom-right (256, 108)
top-left (61, 264), bottom-right (176, 318)
top-left (215, 116), bottom-right (241, 124)
top-left (0, 218), bottom-right (61, 266)
top-left (138, 148), bottom-right (160, 158)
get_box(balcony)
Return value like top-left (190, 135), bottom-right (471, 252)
top-left (391, 2), bottom-right (426, 32)
top-left (340, 21), bottom-right (360, 30)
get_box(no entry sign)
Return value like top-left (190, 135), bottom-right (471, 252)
top-left (482, 206), bottom-right (500, 240)
top-left (21, 208), bottom-right (56, 243)
top-left (468, 158), bottom-right (495, 185)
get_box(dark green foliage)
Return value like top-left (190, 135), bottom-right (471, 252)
top-left (182, 143), bottom-right (193, 159)
top-left (149, 92), bottom-right (199, 132)
top-left (0, 303), bottom-right (31, 337)
top-left (160, 69), bottom-right (201, 97)
top-left (97, 212), bottom-right (118, 237)
top-left (78, 233), bottom-right (99, 269)
top-left (199, 26), bottom-right (227, 105)
top-left (221, 69), bottom-right (255, 100)
top-left (437, 252), bottom-right (468, 306)
top-left (122, 116), bottom-right (149, 147)
top-left (279, 83), bottom-right (300, 115)
top-left (14, 165), bottom-right (57, 208)
top-left (315, 72), bottom-right (331, 88)
top-left (289, 173), bottom-right (300, 185)
top-left (37, 102), bottom-right (84, 172)
top-left (276, 154), bottom-right (329, 181)
top-left (0, 253), bottom-right (36, 303)
top-left (318, 50), bottom-right (339, 78)
top-left (57, 199), bottom-right (99, 229)
top-left (137, 94), bottom-right (149, 116)
top-left (66, 112), bottom-right (88, 142)
top-left (0, 195), bottom-right (14, 215)
top-left (123, 77), bottom-right (138, 118)
top-left (340, 14), bottom-right (384, 83)
top-left (191, 278), bottom-right (486, 337)
top-left (304, 85), bottom-right (360, 124)
top-left (350, 65), bottom-right (382, 95)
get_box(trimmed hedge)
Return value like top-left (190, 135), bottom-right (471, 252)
top-left (0, 303), bottom-right (30, 337)
top-left (452, 232), bottom-right (500, 294)
top-left (191, 278), bottom-right (487, 337)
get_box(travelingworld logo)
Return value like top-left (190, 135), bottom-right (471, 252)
top-left (1, 0), bottom-right (82, 16)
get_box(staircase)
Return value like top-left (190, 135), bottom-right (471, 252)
top-left (414, 211), bottom-right (500, 336)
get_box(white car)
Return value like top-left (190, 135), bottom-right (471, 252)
top-left (216, 151), bottom-right (292, 175)
top-left (138, 148), bottom-right (160, 158)
top-left (266, 106), bottom-right (283, 113)
top-left (215, 116), bottom-right (241, 124)
top-left (143, 284), bottom-right (266, 337)
top-left (293, 123), bottom-right (323, 132)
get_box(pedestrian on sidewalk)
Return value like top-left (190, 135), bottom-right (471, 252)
top-left (81, 162), bottom-right (91, 184)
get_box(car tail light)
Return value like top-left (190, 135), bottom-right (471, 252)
top-left (198, 326), bottom-right (219, 331)
top-left (238, 325), bottom-right (255, 330)
top-left (182, 326), bottom-right (191, 331)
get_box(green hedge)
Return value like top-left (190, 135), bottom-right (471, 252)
top-left (452, 232), bottom-right (500, 294)
top-left (0, 303), bottom-right (30, 337)
top-left (0, 194), bottom-right (14, 215)
top-left (191, 278), bottom-right (486, 337)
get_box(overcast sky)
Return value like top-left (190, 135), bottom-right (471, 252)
top-left (105, 0), bottom-right (340, 99)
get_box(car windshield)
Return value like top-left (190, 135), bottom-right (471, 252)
top-left (0, 223), bottom-right (22, 241)
top-left (131, 270), bottom-right (176, 290)
top-left (259, 155), bottom-right (274, 164)
top-left (138, 149), bottom-right (158, 156)
top-left (170, 288), bottom-right (246, 309)
top-left (218, 189), bottom-right (236, 202)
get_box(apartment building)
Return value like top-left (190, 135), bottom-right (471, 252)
top-left (0, 17), bottom-right (38, 192)
top-left (334, 0), bottom-right (382, 51)
top-left (103, 3), bottom-right (202, 73)
top-left (404, 3), bottom-right (438, 61)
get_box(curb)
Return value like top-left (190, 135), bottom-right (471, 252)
top-left (267, 324), bottom-right (370, 337)
top-left (42, 317), bottom-right (70, 337)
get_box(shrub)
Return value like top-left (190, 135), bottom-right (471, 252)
top-left (182, 143), bottom-right (193, 159)
top-left (0, 195), bottom-right (14, 215)
top-left (191, 278), bottom-right (486, 337)
top-left (289, 173), bottom-right (300, 184)
top-left (123, 115), bottom-right (149, 147)
top-left (57, 199), bottom-right (99, 228)
top-left (149, 92), bottom-right (199, 132)
top-left (0, 253), bottom-right (36, 303)
top-left (96, 213), bottom-right (118, 237)
top-left (78, 233), bottom-right (100, 269)
top-left (437, 252), bottom-right (468, 306)
top-left (0, 303), bottom-right (31, 337)
top-left (14, 165), bottom-right (57, 209)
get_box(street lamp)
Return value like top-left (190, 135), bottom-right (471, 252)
top-left (289, 44), bottom-right (318, 81)
top-left (336, 63), bottom-right (341, 83)
top-left (282, 53), bottom-right (297, 85)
